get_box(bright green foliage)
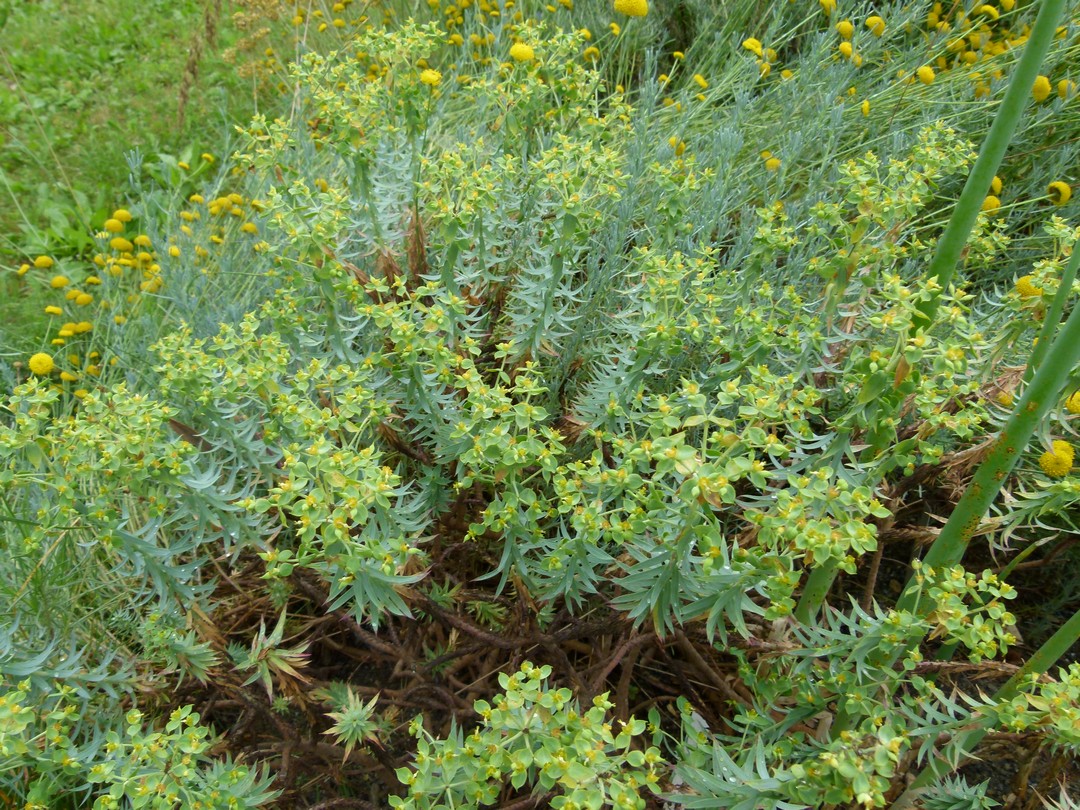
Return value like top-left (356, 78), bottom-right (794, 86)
top-left (2, 1), bottom-right (1080, 807)
top-left (0, 682), bottom-right (277, 808)
top-left (909, 562), bottom-right (1018, 662)
top-left (323, 687), bottom-right (381, 760)
top-left (391, 663), bottom-right (663, 810)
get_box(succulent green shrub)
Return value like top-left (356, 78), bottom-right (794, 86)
top-left (2, 1), bottom-right (1080, 808)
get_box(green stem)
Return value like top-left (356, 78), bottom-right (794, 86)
top-left (897, 296), bottom-right (1080, 611)
top-left (1025, 243), bottom-right (1080, 381)
top-left (892, 607), bottom-right (1080, 809)
top-left (793, 0), bottom-right (1068, 624)
top-left (913, 0), bottom-right (1068, 328)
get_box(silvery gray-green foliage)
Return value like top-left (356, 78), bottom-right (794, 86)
top-left (2, 4), bottom-right (1080, 808)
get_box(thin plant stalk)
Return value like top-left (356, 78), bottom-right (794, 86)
top-left (912, 0), bottom-right (1068, 327)
top-left (1025, 242), bottom-right (1080, 381)
top-left (793, 0), bottom-right (1069, 623)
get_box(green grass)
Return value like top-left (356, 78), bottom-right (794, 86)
top-left (0, 0), bottom-right (271, 357)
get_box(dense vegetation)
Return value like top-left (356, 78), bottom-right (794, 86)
top-left (2, 1), bottom-right (1080, 808)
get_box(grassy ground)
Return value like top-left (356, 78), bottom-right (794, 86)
top-left (0, 0), bottom-right (270, 356)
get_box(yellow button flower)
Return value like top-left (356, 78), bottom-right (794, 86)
top-left (50, 275), bottom-right (69, 289)
top-left (420, 68), bottom-right (442, 86)
top-left (865, 15), bottom-right (885, 36)
top-left (1048, 181), bottom-right (1072, 206)
top-left (981, 195), bottom-right (1000, 212)
top-left (509, 42), bottom-right (535, 62)
top-left (613, 0), bottom-right (647, 16)
top-left (1066, 391), bottom-right (1080, 415)
top-left (917, 65), bottom-right (935, 85)
top-left (112, 208), bottom-right (133, 222)
top-left (742, 37), bottom-right (763, 57)
top-left (28, 353), bottom-right (55, 375)
top-left (1032, 75), bottom-right (1051, 102)
top-left (1039, 440), bottom-right (1074, 478)
top-left (1015, 275), bottom-right (1043, 298)
top-left (33, 255), bottom-right (54, 270)
top-left (836, 19), bottom-right (854, 38)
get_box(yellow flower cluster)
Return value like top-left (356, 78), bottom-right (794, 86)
top-left (1039, 440), bottom-right (1075, 478)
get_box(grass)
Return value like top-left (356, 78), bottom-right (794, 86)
top-left (0, 0), bottom-right (271, 357)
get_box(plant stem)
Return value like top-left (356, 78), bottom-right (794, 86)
top-left (913, 0), bottom-right (1069, 328)
top-left (1025, 242), bottom-right (1080, 381)
top-left (793, 0), bottom-right (1069, 623)
top-left (896, 275), bottom-right (1080, 611)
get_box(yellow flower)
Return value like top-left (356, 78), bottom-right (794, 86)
top-left (1059, 79), bottom-right (1077, 100)
top-left (838, 41), bottom-right (853, 59)
top-left (672, 50), bottom-right (684, 60)
top-left (742, 37), bottom-right (763, 57)
top-left (110, 237), bottom-right (134, 253)
top-left (865, 15), bottom-right (885, 36)
top-left (509, 42), bottom-right (535, 62)
top-left (1015, 275), bottom-right (1043, 298)
top-left (981, 195), bottom-right (1000, 212)
top-left (28, 353), bottom-right (55, 375)
top-left (583, 46), bottom-right (600, 61)
top-left (995, 391), bottom-right (1014, 407)
top-left (75, 293), bottom-right (93, 306)
top-left (1039, 440), bottom-right (1074, 478)
top-left (668, 136), bottom-right (686, 156)
top-left (693, 73), bottom-right (708, 89)
top-left (16, 263), bottom-right (29, 276)
top-left (613, 0), bottom-right (647, 16)
top-left (104, 218), bottom-right (124, 233)
top-left (420, 68), bottom-right (442, 86)
top-left (609, 22), bottom-right (620, 35)
top-left (991, 175), bottom-right (1002, 195)
top-left (178, 161), bottom-right (190, 170)
top-left (60, 371), bottom-right (79, 382)
top-left (1048, 181), bottom-right (1072, 206)
top-left (44, 305), bottom-right (63, 316)
top-left (836, 19), bottom-right (854, 38)
top-left (1066, 391), bottom-right (1080, 415)
top-left (819, 0), bottom-right (836, 15)
top-left (1032, 75), bottom-right (1052, 102)
top-left (780, 69), bottom-right (794, 79)
top-left (765, 157), bottom-right (781, 172)
top-left (861, 99), bottom-right (870, 116)
top-left (34, 255), bottom-right (54, 270)
top-left (201, 153), bottom-right (215, 163)
top-left (112, 208), bottom-right (133, 223)
top-left (50, 275), bottom-right (69, 289)
top-left (917, 65), bottom-right (935, 85)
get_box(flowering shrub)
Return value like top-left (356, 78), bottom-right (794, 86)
top-left (2, 1), bottom-right (1080, 808)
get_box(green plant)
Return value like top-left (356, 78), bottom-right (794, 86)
top-left (391, 663), bottom-right (663, 810)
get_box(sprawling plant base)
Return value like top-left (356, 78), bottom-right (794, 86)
top-left (3, 3), bottom-right (1080, 809)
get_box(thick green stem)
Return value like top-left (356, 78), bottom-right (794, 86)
top-left (892, 607), bottom-right (1080, 809)
top-left (914, 0), bottom-right (1068, 327)
top-left (896, 296), bottom-right (1080, 612)
top-left (793, 0), bottom-right (1068, 624)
